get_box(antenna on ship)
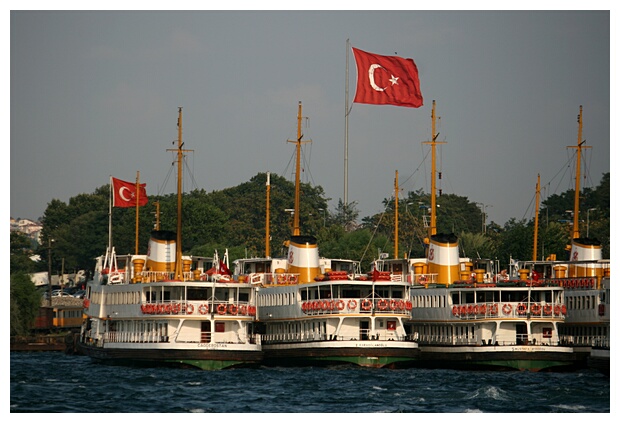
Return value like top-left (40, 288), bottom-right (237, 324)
top-left (287, 101), bottom-right (311, 236)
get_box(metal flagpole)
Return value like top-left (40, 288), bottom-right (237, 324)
top-left (344, 38), bottom-right (350, 210)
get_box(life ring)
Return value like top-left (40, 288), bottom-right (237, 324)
top-left (554, 305), bottom-right (561, 315)
top-left (467, 305), bottom-right (474, 315)
top-left (217, 304), bottom-right (226, 315)
top-left (561, 304), bottom-right (567, 315)
top-left (198, 304), bottom-right (209, 315)
top-left (140, 304), bottom-right (147, 313)
top-left (336, 300), bottom-right (345, 310)
top-left (361, 299), bottom-right (372, 311)
top-left (405, 301), bottom-right (412, 310)
top-left (83, 299), bottom-right (90, 308)
top-left (517, 303), bottom-right (527, 315)
top-left (186, 304), bottom-right (194, 315)
top-left (398, 300), bottom-right (406, 310)
top-left (480, 304), bottom-right (487, 315)
top-left (543, 304), bottom-right (552, 316)
top-left (228, 304), bottom-right (238, 315)
top-left (321, 300), bottom-right (329, 311)
top-left (240, 304), bottom-right (248, 315)
top-left (389, 300), bottom-right (397, 310)
top-left (347, 299), bottom-right (357, 310)
top-left (452, 306), bottom-right (459, 316)
top-left (418, 275), bottom-right (427, 283)
top-left (491, 303), bottom-right (498, 315)
top-left (377, 299), bottom-right (388, 311)
top-left (473, 305), bottom-right (480, 315)
top-left (248, 305), bottom-right (256, 316)
top-left (530, 303), bottom-right (541, 315)
top-left (459, 305), bottom-right (467, 316)
top-left (502, 303), bottom-right (513, 315)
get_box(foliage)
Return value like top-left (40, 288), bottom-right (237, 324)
top-left (10, 272), bottom-right (41, 336)
top-left (12, 171), bottom-right (609, 279)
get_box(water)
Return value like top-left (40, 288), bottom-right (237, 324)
top-left (10, 352), bottom-right (611, 413)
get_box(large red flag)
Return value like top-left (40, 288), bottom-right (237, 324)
top-left (112, 177), bottom-right (148, 208)
top-left (352, 47), bottom-right (423, 108)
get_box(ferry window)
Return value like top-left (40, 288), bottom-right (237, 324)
top-left (464, 292), bottom-right (474, 304)
top-left (301, 290), bottom-right (308, 301)
top-left (392, 289), bottom-right (403, 299)
top-left (343, 289), bottom-right (360, 298)
top-left (188, 288), bottom-right (210, 301)
top-left (239, 292), bottom-right (249, 303)
top-left (215, 322), bottom-right (225, 333)
top-left (451, 293), bottom-right (461, 305)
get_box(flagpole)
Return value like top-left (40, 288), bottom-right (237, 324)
top-left (135, 171), bottom-right (140, 255)
top-left (344, 38), bottom-right (350, 210)
top-left (108, 175), bottom-right (113, 257)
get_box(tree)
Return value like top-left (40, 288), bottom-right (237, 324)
top-left (10, 272), bottom-right (41, 336)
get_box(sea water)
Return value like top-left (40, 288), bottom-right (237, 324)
top-left (10, 352), bottom-right (611, 413)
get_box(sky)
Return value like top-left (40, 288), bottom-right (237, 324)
top-left (9, 6), bottom-right (613, 229)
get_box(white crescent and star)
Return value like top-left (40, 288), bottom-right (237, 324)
top-left (368, 64), bottom-right (400, 92)
top-left (119, 186), bottom-right (134, 201)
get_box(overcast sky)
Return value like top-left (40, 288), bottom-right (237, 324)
top-left (10, 8), bottom-right (612, 229)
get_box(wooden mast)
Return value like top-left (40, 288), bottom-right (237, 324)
top-left (568, 105), bottom-right (590, 241)
top-left (532, 173), bottom-right (540, 261)
top-left (167, 107), bottom-right (193, 280)
top-left (394, 170), bottom-right (399, 259)
top-left (423, 100), bottom-right (445, 241)
top-left (135, 171), bottom-right (141, 255)
top-left (266, 171), bottom-right (271, 257)
top-left (287, 101), bottom-right (310, 236)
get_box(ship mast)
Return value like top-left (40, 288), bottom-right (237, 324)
top-left (532, 174), bottom-right (540, 261)
top-left (266, 172), bottom-right (271, 257)
top-left (423, 100), bottom-right (445, 241)
top-left (287, 101), bottom-right (311, 236)
top-left (568, 105), bottom-right (590, 241)
top-left (394, 170), bottom-right (399, 258)
top-left (168, 107), bottom-right (193, 280)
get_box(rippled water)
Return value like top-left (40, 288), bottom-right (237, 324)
top-left (10, 352), bottom-right (610, 413)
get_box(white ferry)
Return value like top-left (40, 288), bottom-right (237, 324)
top-left (232, 102), bottom-right (419, 368)
top-left (234, 235), bottom-right (419, 368)
top-left (78, 108), bottom-right (263, 370)
top-left (374, 101), bottom-right (579, 371)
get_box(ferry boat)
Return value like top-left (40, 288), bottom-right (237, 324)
top-left (373, 101), bottom-right (579, 371)
top-left (514, 107), bottom-right (610, 375)
top-left (232, 102), bottom-right (420, 368)
top-left (77, 108), bottom-right (263, 370)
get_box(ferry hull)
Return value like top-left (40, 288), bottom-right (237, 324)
top-left (414, 346), bottom-right (581, 372)
top-left (77, 342), bottom-right (263, 371)
top-left (261, 341), bottom-right (420, 369)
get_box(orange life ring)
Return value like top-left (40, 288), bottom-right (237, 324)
top-left (347, 299), bottom-right (357, 310)
top-left (240, 305), bottom-right (248, 315)
top-left (467, 305), bottom-right (474, 315)
top-left (389, 300), bottom-right (397, 310)
top-left (186, 304), bottom-right (194, 315)
top-left (554, 305), bottom-right (561, 315)
top-left (398, 300), bottom-right (406, 310)
top-left (452, 306), bottom-right (459, 316)
top-left (480, 304), bottom-right (487, 314)
top-left (530, 303), bottom-right (541, 315)
top-left (561, 304), bottom-right (567, 315)
top-left (361, 299), bottom-right (372, 311)
top-left (377, 299), bottom-right (388, 311)
top-left (459, 305), bottom-right (467, 315)
top-left (228, 304), bottom-right (238, 315)
top-left (543, 304), bottom-right (552, 315)
top-left (517, 303), bottom-right (527, 315)
top-left (248, 305), bottom-right (256, 316)
top-left (502, 303), bottom-right (513, 315)
top-left (321, 300), bottom-right (329, 311)
top-left (405, 301), bottom-right (412, 310)
top-left (473, 305), bottom-right (480, 315)
top-left (491, 303), bottom-right (499, 315)
top-left (217, 304), bottom-right (226, 315)
top-left (198, 304), bottom-right (209, 315)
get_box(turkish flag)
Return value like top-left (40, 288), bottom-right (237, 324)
top-left (112, 177), bottom-right (148, 208)
top-left (352, 47), bottom-right (423, 108)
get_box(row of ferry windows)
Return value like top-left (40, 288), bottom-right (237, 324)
top-left (411, 290), bottom-right (561, 308)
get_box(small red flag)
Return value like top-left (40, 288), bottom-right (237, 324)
top-left (112, 177), bottom-right (148, 208)
top-left (352, 47), bottom-right (423, 108)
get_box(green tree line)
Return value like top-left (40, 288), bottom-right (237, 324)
top-left (12, 172), bottom-right (610, 279)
